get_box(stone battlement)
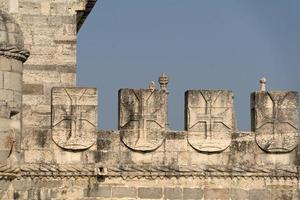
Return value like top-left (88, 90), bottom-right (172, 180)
top-left (0, 1), bottom-right (300, 199)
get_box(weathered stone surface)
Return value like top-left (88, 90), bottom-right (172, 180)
top-left (23, 84), bottom-right (44, 95)
top-left (85, 186), bottom-right (111, 198)
top-left (138, 187), bottom-right (162, 199)
top-left (165, 187), bottom-right (182, 199)
top-left (51, 87), bottom-right (97, 150)
top-left (251, 91), bottom-right (299, 153)
top-left (230, 189), bottom-right (249, 200)
top-left (0, 10), bottom-right (27, 166)
top-left (0, 1), bottom-right (299, 200)
top-left (0, 10), bottom-right (24, 49)
top-left (249, 189), bottom-right (270, 200)
top-left (112, 187), bottom-right (136, 198)
top-left (183, 188), bottom-right (203, 199)
top-left (204, 188), bottom-right (230, 200)
top-left (185, 90), bottom-right (234, 152)
top-left (119, 82), bottom-right (168, 152)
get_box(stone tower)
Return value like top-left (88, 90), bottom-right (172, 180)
top-left (0, 10), bottom-right (29, 166)
top-left (0, 1), bottom-right (300, 200)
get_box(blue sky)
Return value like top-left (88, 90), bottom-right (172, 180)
top-left (77, 0), bottom-right (300, 131)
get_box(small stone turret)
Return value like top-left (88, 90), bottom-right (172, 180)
top-left (0, 11), bottom-right (29, 165)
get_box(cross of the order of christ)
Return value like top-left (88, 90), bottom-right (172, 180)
top-left (121, 90), bottom-right (166, 151)
top-left (126, 94), bottom-right (163, 146)
top-left (257, 93), bottom-right (297, 136)
top-left (189, 93), bottom-right (231, 139)
top-left (52, 88), bottom-right (96, 150)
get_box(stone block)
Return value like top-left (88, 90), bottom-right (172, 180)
top-left (0, 180), bottom-right (10, 191)
top-left (23, 84), bottom-right (44, 95)
top-left (204, 188), bottom-right (230, 200)
top-left (41, 1), bottom-right (50, 15)
top-left (130, 151), bottom-right (152, 164)
top-left (22, 109), bottom-right (51, 127)
top-left (51, 87), bottom-right (97, 150)
top-left (251, 90), bottom-right (299, 153)
top-left (151, 152), bottom-right (165, 165)
top-left (53, 150), bottom-right (82, 164)
top-left (23, 70), bottom-right (60, 84)
top-left (177, 151), bottom-right (190, 166)
top-left (3, 72), bottom-right (22, 92)
top-left (249, 189), bottom-right (270, 200)
top-left (119, 87), bottom-right (168, 152)
top-left (185, 90), bottom-right (234, 152)
top-left (10, 59), bottom-right (22, 73)
top-left (230, 189), bottom-right (249, 200)
top-left (0, 57), bottom-right (12, 71)
top-left (85, 186), bottom-right (111, 198)
top-left (9, 0), bottom-right (18, 13)
top-left (165, 139), bottom-right (188, 152)
top-left (138, 187), bottom-right (162, 199)
top-left (97, 139), bottom-right (112, 151)
top-left (270, 190), bottom-right (293, 200)
top-left (22, 95), bottom-right (49, 106)
top-left (24, 150), bottom-right (54, 163)
top-left (12, 179), bottom-right (32, 191)
top-left (19, 1), bottom-right (41, 15)
top-left (183, 188), bottom-right (203, 200)
top-left (82, 150), bottom-right (96, 164)
top-left (21, 128), bottom-right (50, 149)
top-left (164, 187), bottom-right (182, 200)
top-left (112, 187), bottom-right (137, 198)
top-left (95, 151), bottom-right (110, 163)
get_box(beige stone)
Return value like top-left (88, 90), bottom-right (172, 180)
top-left (185, 90), bottom-right (234, 152)
top-left (0, 2), bottom-right (299, 200)
top-left (51, 87), bottom-right (97, 150)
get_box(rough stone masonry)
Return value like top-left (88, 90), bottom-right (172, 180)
top-left (0, 0), bottom-right (300, 199)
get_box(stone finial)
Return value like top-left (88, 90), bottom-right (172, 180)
top-left (259, 77), bottom-right (267, 92)
top-left (159, 73), bottom-right (169, 92)
top-left (148, 81), bottom-right (156, 91)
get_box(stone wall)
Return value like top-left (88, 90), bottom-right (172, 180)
top-left (0, 0), bottom-right (97, 165)
top-left (0, 1), bottom-right (300, 200)
top-left (1, 177), bottom-right (299, 199)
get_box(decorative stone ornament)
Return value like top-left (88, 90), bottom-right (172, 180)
top-left (119, 74), bottom-right (169, 152)
top-left (185, 90), bottom-right (234, 152)
top-left (51, 87), bottom-right (97, 150)
top-left (251, 78), bottom-right (299, 153)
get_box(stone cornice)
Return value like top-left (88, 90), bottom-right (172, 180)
top-left (2, 163), bottom-right (299, 180)
top-left (102, 165), bottom-right (300, 179)
top-left (77, 0), bottom-right (97, 32)
top-left (0, 46), bottom-right (30, 62)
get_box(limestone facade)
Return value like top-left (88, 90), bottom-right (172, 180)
top-left (0, 1), bottom-right (300, 199)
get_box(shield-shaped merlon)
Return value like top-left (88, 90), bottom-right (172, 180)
top-left (51, 87), bottom-right (97, 150)
top-left (119, 88), bottom-right (167, 152)
top-left (251, 91), bottom-right (299, 153)
top-left (185, 90), bottom-right (234, 152)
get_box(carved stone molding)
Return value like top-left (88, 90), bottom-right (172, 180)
top-left (20, 164), bottom-right (95, 177)
top-left (0, 46), bottom-right (29, 62)
top-left (99, 165), bottom-right (299, 179)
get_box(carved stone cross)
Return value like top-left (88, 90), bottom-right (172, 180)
top-left (252, 91), bottom-right (299, 153)
top-left (119, 89), bottom-right (167, 152)
top-left (195, 111), bottom-right (225, 139)
top-left (52, 87), bottom-right (97, 150)
top-left (185, 90), bottom-right (234, 152)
